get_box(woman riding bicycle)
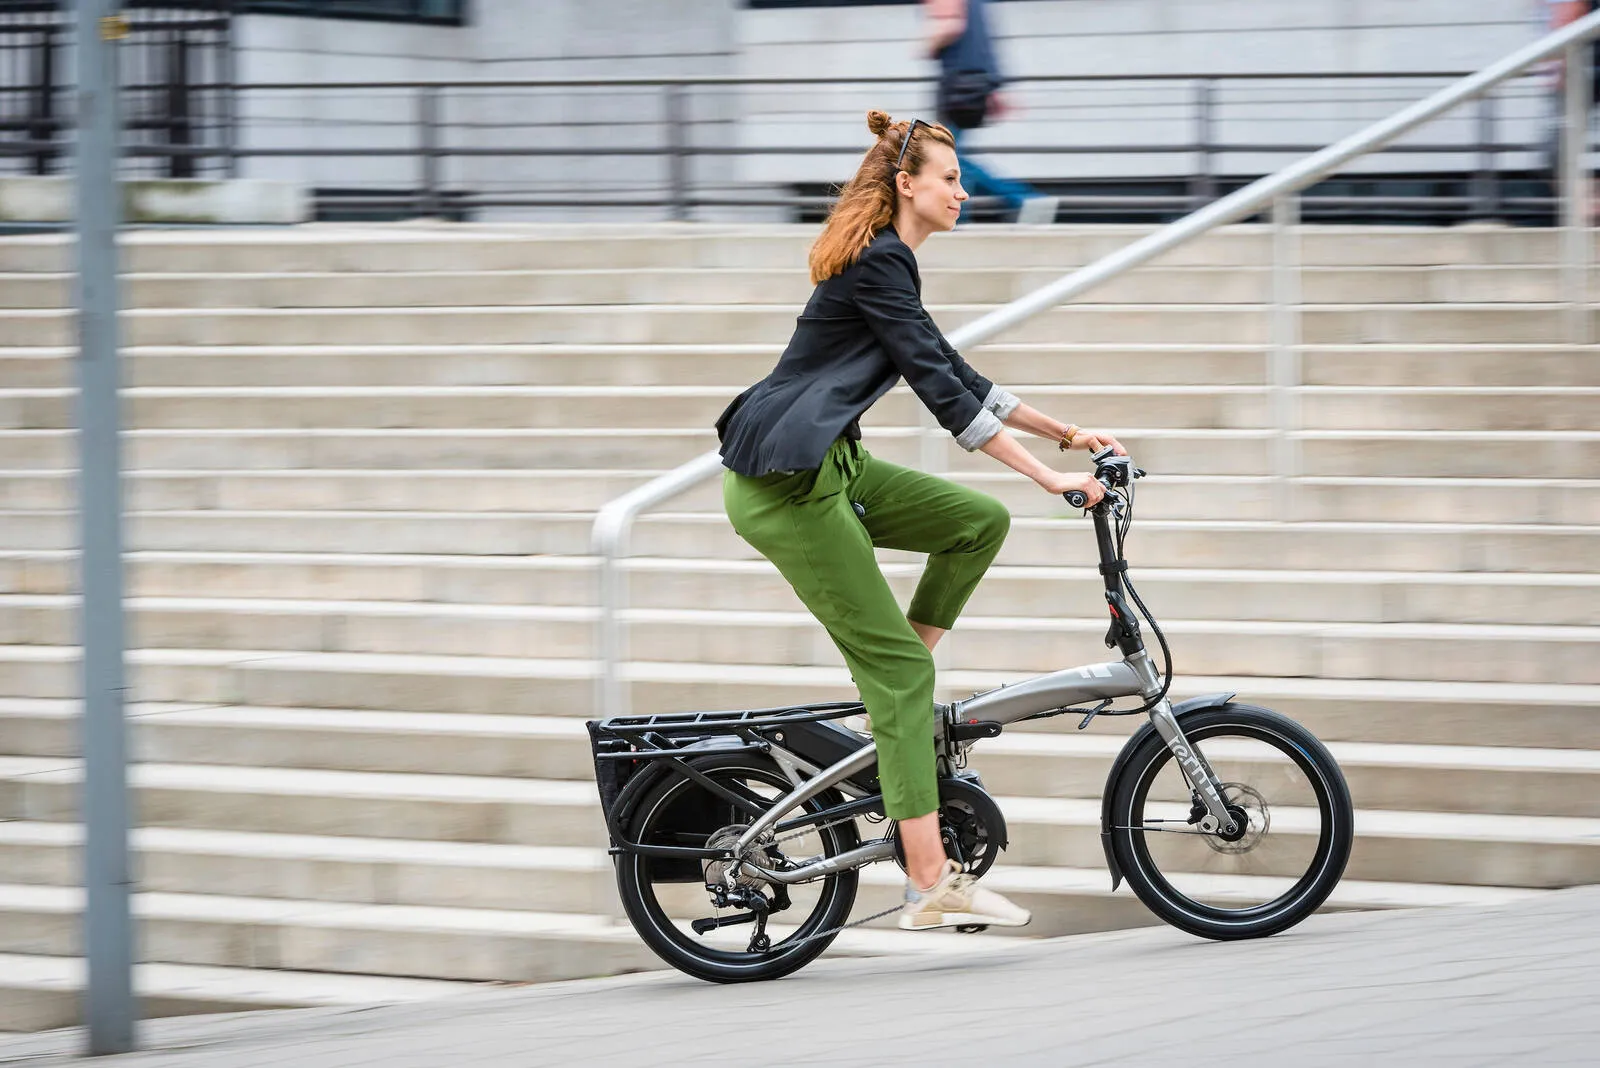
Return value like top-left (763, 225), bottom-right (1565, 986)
top-left (715, 110), bottom-right (1126, 931)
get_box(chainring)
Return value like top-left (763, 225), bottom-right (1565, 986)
top-left (892, 777), bottom-right (1008, 878)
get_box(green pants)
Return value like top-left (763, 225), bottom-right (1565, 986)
top-left (723, 437), bottom-right (1010, 820)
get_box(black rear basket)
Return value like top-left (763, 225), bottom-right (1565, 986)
top-left (586, 718), bottom-right (637, 822)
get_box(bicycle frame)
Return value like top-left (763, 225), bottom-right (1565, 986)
top-left (720, 489), bottom-right (1239, 883)
top-left (586, 452), bottom-right (1245, 890)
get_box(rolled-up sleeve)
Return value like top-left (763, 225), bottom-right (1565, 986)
top-left (981, 383), bottom-right (1021, 420)
top-left (856, 246), bottom-right (1002, 451)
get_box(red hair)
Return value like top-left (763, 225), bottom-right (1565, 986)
top-left (808, 110), bottom-right (956, 284)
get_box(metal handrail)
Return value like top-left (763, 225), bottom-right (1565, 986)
top-left (591, 11), bottom-right (1600, 720)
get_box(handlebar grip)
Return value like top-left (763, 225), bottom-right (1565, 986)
top-left (1063, 490), bottom-right (1089, 509)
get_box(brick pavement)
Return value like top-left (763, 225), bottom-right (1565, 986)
top-left (2, 887), bottom-right (1595, 1067)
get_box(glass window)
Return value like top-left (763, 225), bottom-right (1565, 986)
top-left (241, 1), bottom-right (467, 26)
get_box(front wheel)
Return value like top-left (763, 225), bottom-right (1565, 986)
top-left (1107, 704), bottom-right (1353, 940)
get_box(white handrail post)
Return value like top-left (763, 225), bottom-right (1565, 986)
top-left (596, 524), bottom-right (629, 721)
top-left (1271, 193), bottom-right (1302, 523)
top-left (593, 450), bottom-right (727, 724)
top-left (1563, 40), bottom-right (1591, 345)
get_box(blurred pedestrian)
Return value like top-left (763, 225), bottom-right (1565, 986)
top-left (922, 0), bottom-right (1057, 223)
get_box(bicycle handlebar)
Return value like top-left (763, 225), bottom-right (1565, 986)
top-left (1062, 480), bottom-right (1110, 510)
top-left (1062, 448), bottom-right (1145, 510)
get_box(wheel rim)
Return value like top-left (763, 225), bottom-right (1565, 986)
top-left (627, 761), bottom-right (853, 968)
top-left (1121, 722), bottom-right (1342, 927)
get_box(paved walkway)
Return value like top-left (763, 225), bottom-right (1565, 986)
top-left (2, 888), bottom-right (1596, 1067)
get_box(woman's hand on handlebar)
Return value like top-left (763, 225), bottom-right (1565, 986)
top-left (1037, 469), bottom-right (1106, 506)
top-left (1064, 426), bottom-right (1127, 456)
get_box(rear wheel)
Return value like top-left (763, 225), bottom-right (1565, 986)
top-left (615, 752), bottom-right (860, 983)
top-left (1107, 704), bottom-right (1353, 940)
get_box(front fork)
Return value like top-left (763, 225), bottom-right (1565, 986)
top-left (1129, 651), bottom-right (1238, 837)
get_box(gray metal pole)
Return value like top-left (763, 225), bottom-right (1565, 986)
top-left (1562, 40), bottom-right (1591, 345)
top-left (664, 84), bottom-right (689, 222)
top-left (417, 86), bottom-right (441, 218)
top-left (1191, 78), bottom-right (1216, 211)
top-left (74, 0), bottom-right (135, 1055)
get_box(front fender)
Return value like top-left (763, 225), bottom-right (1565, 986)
top-left (1097, 692), bottom-right (1236, 891)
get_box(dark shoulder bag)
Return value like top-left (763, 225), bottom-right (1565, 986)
top-left (937, 68), bottom-right (996, 130)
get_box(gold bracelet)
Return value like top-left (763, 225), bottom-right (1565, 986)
top-left (1058, 425), bottom-right (1079, 451)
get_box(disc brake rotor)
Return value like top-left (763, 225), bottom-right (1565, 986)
top-left (1206, 783), bottom-right (1269, 855)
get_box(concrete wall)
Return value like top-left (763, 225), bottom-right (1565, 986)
top-left (223, 0), bottom-right (1558, 217)
top-left (231, 1), bottom-right (740, 217)
top-left (232, 15), bottom-right (474, 195)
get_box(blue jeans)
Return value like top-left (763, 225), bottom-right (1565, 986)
top-left (951, 126), bottom-right (1038, 216)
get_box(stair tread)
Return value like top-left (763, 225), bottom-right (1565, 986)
top-left (1, 645), bottom-right (1597, 704)
top-left (0, 950), bottom-right (481, 1002)
top-left (3, 594), bottom-right (1597, 637)
top-left (5, 757), bottom-right (1598, 841)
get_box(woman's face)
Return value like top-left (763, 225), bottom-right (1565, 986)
top-left (898, 142), bottom-right (967, 232)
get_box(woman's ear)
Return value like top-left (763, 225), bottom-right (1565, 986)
top-left (895, 169), bottom-right (914, 199)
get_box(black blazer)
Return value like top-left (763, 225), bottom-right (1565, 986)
top-left (715, 226), bottom-right (1015, 477)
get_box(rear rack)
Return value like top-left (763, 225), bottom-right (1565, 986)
top-left (584, 700), bottom-right (870, 858)
top-left (593, 700), bottom-right (865, 738)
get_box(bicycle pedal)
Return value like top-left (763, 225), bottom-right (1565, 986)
top-left (955, 924), bottom-right (988, 934)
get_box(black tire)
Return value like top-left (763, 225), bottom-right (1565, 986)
top-left (1107, 704), bottom-right (1353, 941)
top-left (615, 752), bottom-right (860, 983)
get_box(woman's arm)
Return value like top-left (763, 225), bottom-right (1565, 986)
top-left (980, 429), bottom-right (1108, 504)
top-left (1002, 401), bottom-right (1126, 456)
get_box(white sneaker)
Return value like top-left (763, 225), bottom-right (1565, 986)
top-left (842, 713), bottom-right (873, 736)
top-left (898, 859), bottom-right (1031, 930)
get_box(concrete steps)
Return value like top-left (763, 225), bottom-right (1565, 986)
top-left (7, 427), bottom-right (1596, 480)
top-left (0, 221), bottom-right (1596, 1022)
top-left (4, 751), bottom-right (1595, 887)
top-left (6, 343), bottom-right (1600, 390)
top-left (0, 264), bottom-right (1581, 310)
top-left (0, 645), bottom-right (1593, 748)
top-left (1, 223), bottom-right (1598, 274)
top-left (0, 511), bottom-right (1593, 571)
top-left (2, 470), bottom-right (1595, 524)
top-left (5, 552), bottom-right (1593, 625)
top-left (5, 383), bottom-right (1596, 435)
top-left (6, 702), bottom-right (1599, 818)
top-left (10, 303), bottom-right (1600, 349)
top-left (0, 598), bottom-right (1594, 685)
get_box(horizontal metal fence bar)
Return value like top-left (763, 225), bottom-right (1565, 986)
top-left (221, 71), bottom-right (1476, 91)
top-left (0, 141), bottom-right (1552, 159)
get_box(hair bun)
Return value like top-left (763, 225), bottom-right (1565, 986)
top-left (866, 110), bottom-right (893, 137)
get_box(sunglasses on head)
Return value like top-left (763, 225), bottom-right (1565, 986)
top-left (894, 117), bottom-right (928, 172)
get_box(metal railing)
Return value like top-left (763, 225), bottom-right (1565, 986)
top-left (7, 67), bottom-right (1579, 223)
top-left (589, 12), bottom-right (1600, 722)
